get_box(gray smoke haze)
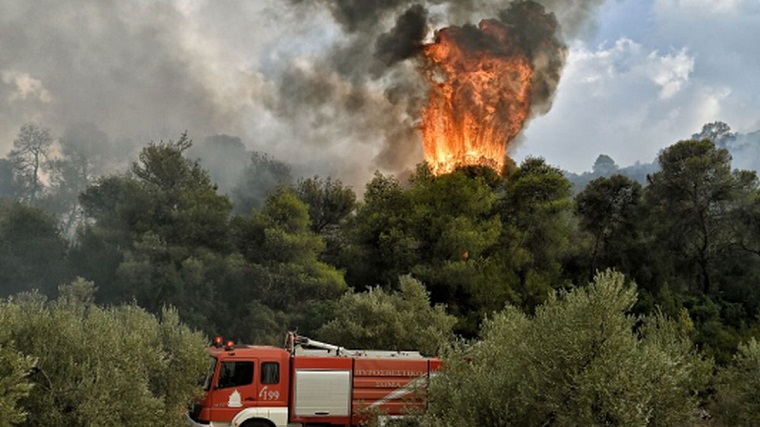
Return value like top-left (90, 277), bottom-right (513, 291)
top-left (1, 0), bottom-right (609, 191)
top-left (691, 122), bottom-right (760, 173)
top-left (1, 3), bottom-right (233, 143)
top-left (724, 130), bottom-right (760, 172)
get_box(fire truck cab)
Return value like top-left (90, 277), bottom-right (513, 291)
top-left (187, 334), bottom-right (440, 427)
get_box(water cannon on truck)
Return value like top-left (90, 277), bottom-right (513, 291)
top-left (188, 332), bottom-right (441, 427)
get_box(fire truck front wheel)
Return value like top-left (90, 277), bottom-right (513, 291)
top-left (240, 420), bottom-right (273, 427)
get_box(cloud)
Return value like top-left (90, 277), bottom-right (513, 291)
top-left (511, 0), bottom-right (760, 174)
top-left (650, 0), bottom-right (760, 133)
top-left (647, 49), bottom-right (693, 99)
top-left (566, 39), bottom-right (694, 99)
top-left (517, 38), bottom-right (728, 172)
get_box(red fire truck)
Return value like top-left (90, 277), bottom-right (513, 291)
top-left (187, 333), bottom-right (441, 427)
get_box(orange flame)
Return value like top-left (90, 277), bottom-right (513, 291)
top-left (420, 19), bottom-right (533, 175)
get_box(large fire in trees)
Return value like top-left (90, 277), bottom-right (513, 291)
top-left (419, 2), bottom-right (565, 175)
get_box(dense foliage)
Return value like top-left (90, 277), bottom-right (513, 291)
top-left (0, 323), bottom-right (35, 426)
top-left (318, 275), bottom-right (456, 356)
top-left (712, 338), bottom-right (760, 425)
top-left (3, 123), bottom-right (760, 424)
top-left (0, 279), bottom-right (208, 427)
top-left (423, 271), bottom-right (712, 426)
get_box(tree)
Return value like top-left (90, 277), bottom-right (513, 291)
top-left (295, 176), bottom-right (357, 266)
top-left (497, 157), bottom-right (574, 311)
top-left (341, 172), bottom-right (418, 289)
top-left (318, 275), bottom-right (456, 355)
top-left (232, 152), bottom-right (293, 214)
top-left (0, 307), bottom-right (36, 426)
top-left (44, 123), bottom-right (111, 236)
top-left (8, 122), bottom-right (53, 204)
top-left (226, 187), bottom-right (347, 343)
top-left (0, 279), bottom-right (208, 427)
top-left (295, 176), bottom-right (356, 234)
top-left (76, 138), bottom-right (230, 251)
top-left (576, 174), bottom-right (644, 282)
top-left (130, 132), bottom-right (232, 250)
top-left (77, 133), bottom-right (233, 254)
top-left (0, 158), bottom-right (21, 199)
top-left (720, 181), bottom-right (760, 319)
top-left (713, 338), bottom-right (760, 425)
top-left (340, 166), bottom-right (507, 335)
top-left (0, 200), bottom-right (70, 298)
top-left (423, 270), bottom-right (712, 427)
top-left (645, 139), bottom-right (756, 294)
top-left (404, 166), bottom-right (503, 334)
top-left (114, 234), bottom-right (221, 333)
top-left (642, 140), bottom-right (760, 362)
top-left (592, 154), bottom-right (619, 176)
top-left (340, 161), bottom-right (573, 335)
top-left (73, 134), bottom-right (233, 331)
top-left (692, 121), bottom-right (736, 146)
top-left (71, 175), bottom-right (146, 294)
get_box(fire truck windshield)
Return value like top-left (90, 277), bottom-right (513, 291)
top-left (202, 356), bottom-right (216, 391)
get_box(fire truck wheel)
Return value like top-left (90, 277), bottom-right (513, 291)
top-left (240, 420), bottom-right (273, 427)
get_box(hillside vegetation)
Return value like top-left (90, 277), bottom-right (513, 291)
top-left (3, 123), bottom-right (760, 424)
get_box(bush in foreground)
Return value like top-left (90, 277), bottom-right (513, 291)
top-left (0, 278), bottom-right (208, 427)
top-left (423, 270), bottom-right (712, 427)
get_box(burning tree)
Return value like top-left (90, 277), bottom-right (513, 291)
top-left (282, 0), bottom-right (588, 178)
top-left (419, 1), bottom-right (566, 175)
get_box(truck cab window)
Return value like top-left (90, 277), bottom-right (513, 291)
top-left (202, 356), bottom-right (217, 391)
top-left (261, 362), bottom-right (280, 384)
top-left (217, 361), bottom-right (254, 389)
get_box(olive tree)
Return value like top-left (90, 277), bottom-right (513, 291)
top-left (0, 312), bottom-right (35, 426)
top-left (423, 270), bottom-right (711, 427)
top-left (712, 338), bottom-right (760, 426)
top-left (1, 278), bottom-right (208, 427)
